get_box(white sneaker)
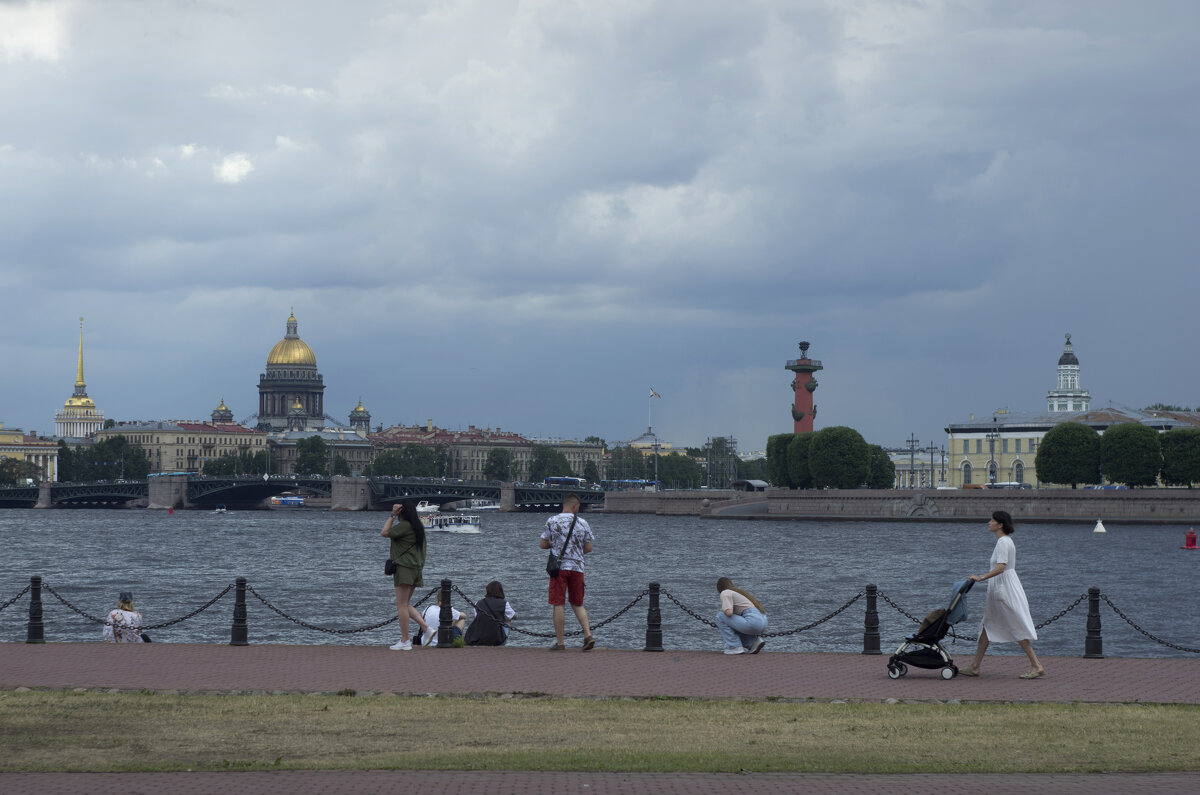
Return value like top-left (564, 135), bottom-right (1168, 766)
top-left (723, 646), bottom-right (746, 655)
top-left (421, 628), bottom-right (436, 647)
top-left (750, 638), bottom-right (766, 654)
top-left (389, 640), bottom-right (413, 650)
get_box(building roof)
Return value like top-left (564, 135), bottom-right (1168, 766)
top-left (946, 407), bottom-right (1200, 434)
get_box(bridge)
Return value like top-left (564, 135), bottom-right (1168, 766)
top-left (0, 476), bottom-right (605, 512)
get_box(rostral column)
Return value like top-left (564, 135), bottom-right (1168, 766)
top-left (785, 341), bottom-right (823, 433)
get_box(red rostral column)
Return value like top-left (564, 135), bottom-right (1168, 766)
top-left (785, 341), bottom-right (823, 433)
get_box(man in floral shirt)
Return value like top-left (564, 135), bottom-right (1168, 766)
top-left (539, 494), bottom-right (595, 651)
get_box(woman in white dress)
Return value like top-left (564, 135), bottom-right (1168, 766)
top-left (960, 511), bottom-right (1044, 678)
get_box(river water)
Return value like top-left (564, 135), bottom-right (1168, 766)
top-left (1, 509), bottom-right (1195, 658)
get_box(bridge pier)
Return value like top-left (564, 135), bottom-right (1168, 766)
top-left (35, 482), bottom-right (52, 509)
top-left (500, 482), bottom-right (516, 512)
top-left (148, 474), bottom-right (189, 510)
top-left (331, 476), bottom-right (370, 511)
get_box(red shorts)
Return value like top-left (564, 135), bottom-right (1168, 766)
top-left (548, 570), bottom-right (585, 606)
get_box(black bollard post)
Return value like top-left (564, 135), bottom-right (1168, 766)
top-left (230, 577), bottom-right (248, 646)
top-left (862, 584), bottom-right (880, 654)
top-left (644, 582), bottom-right (663, 652)
top-left (437, 579), bottom-right (453, 648)
top-left (1084, 586), bottom-right (1103, 659)
top-left (25, 576), bottom-right (44, 644)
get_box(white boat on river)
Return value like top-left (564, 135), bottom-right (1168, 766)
top-left (423, 513), bottom-right (482, 533)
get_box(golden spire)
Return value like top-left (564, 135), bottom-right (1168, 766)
top-left (76, 317), bottom-right (85, 387)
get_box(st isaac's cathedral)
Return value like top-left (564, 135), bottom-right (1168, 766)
top-left (257, 312), bottom-right (327, 432)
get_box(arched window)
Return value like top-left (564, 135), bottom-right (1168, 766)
top-left (1014, 461), bottom-right (1025, 484)
top-left (963, 462), bottom-right (972, 485)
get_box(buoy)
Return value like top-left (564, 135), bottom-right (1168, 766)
top-left (1183, 528), bottom-right (1197, 550)
top-left (1093, 519), bottom-right (1106, 534)
top-left (168, 507), bottom-right (174, 515)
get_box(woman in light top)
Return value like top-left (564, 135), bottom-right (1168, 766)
top-left (714, 577), bottom-right (767, 655)
top-left (103, 591), bottom-right (146, 643)
top-left (961, 510), bottom-right (1045, 679)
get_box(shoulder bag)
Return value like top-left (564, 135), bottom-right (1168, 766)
top-left (546, 514), bottom-right (579, 577)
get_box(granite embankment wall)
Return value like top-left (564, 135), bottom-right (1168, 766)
top-left (604, 488), bottom-right (1200, 523)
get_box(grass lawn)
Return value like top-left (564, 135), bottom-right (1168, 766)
top-left (1, 690), bottom-right (1197, 774)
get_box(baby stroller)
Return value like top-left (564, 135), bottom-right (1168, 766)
top-left (887, 578), bottom-right (974, 680)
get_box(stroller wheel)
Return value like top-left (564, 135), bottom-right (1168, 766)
top-left (897, 663), bottom-right (908, 677)
top-left (887, 664), bottom-right (901, 679)
top-left (941, 666), bottom-right (956, 680)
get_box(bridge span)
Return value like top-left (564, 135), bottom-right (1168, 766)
top-left (0, 476), bottom-right (605, 512)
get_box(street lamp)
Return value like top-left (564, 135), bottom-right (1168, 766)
top-left (906, 434), bottom-right (919, 489)
top-left (986, 417), bottom-right (1000, 485)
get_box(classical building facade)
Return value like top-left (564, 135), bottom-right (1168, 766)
top-left (0, 425), bottom-right (59, 482)
top-left (257, 313), bottom-right (325, 432)
top-left (54, 319), bottom-right (105, 438)
top-left (371, 421), bottom-right (604, 481)
top-left (97, 414), bottom-right (267, 473)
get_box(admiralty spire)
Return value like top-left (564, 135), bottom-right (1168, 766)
top-left (55, 317), bottom-right (105, 438)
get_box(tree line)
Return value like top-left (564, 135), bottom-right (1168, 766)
top-left (1035, 423), bottom-right (1200, 488)
top-left (766, 427), bottom-right (895, 489)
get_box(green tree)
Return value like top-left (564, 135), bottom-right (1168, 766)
top-left (1144, 403), bottom-right (1188, 411)
top-left (483, 448), bottom-right (515, 481)
top-left (0, 457), bottom-right (43, 485)
top-left (295, 436), bottom-right (330, 476)
top-left (73, 435), bottom-right (151, 481)
top-left (331, 455), bottom-right (351, 476)
top-left (606, 446), bottom-right (646, 481)
top-left (1161, 428), bottom-right (1200, 487)
top-left (582, 460), bottom-right (601, 484)
top-left (787, 433), bottom-right (814, 489)
top-left (368, 445), bottom-right (439, 477)
top-left (583, 436), bottom-right (607, 448)
top-left (1035, 422), bottom-right (1101, 488)
top-left (738, 457), bottom-right (769, 483)
top-left (528, 445), bottom-right (573, 483)
top-left (57, 441), bottom-right (77, 481)
top-left (808, 426), bottom-right (869, 489)
top-left (766, 434), bottom-right (794, 487)
top-left (866, 444), bottom-right (896, 489)
top-left (1100, 423), bottom-right (1161, 487)
top-left (656, 452), bottom-right (704, 489)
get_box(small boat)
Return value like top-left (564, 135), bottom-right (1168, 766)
top-left (416, 501), bottom-right (440, 515)
top-left (270, 495), bottom-right (306, 508)
top-left (423, 513), bottom-right (482, 533)
top-left (213, 504), bottom-right (228, 514)
top-left (1093, 519), bottom-right (1106, 534)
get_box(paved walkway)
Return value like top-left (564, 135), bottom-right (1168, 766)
top-left (2, 643), bottom-right (1198, 793)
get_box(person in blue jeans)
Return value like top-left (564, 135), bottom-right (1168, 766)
top-left (714, 576), bottom-right (768, 655)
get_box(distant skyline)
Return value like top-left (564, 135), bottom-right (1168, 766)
top-left (2, 2), bottom-right (1197, 452)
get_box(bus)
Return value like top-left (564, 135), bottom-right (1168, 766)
top-left (544, 476), bottom-right (586, 488)
top-left (599, 479), bottom-right (658, 492)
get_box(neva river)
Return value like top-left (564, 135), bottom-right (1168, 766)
top-left (1, 508), bottom-right (1195, 658)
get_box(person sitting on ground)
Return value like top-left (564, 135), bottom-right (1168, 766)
top-left (420, 591), bottom-right (466, 647)
top-left (464, 580), bottom-right (518, 646)
top-left (103, 591), bottom-right (148, 643)
top-left (715, 577), bottom-right (767, 655)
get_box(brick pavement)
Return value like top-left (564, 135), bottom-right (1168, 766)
top-left (2, 643), bottom-right (1199, 794)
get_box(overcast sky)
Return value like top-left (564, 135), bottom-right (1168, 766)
top-left (2, 0), bottom-right (1196, 454)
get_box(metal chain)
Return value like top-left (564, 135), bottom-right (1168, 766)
top-left (1035, 593), bottom-right (1087, 630)
top-left (450, 584), bottom-right (647, 639)
top-left (763, 592), bottom-right (864, 638)
top-left (659, 588), bottom-right (717, 628)
top-left (658, 588), bottom-right (864, 637)
top-left (876, 591), bottom-right (924, 624)
top-left (244, 584), bottom-right (437, 634)
top-left (1101, 593), bottom-right (1200, 654)
top-left (40, 582), bottom-right (233, 630)
top-left (0, 583), bottom-right (31, 613)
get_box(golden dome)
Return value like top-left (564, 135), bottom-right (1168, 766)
top-left (267, 312), bottom-right (317, 366)
top-left (65, 396), bottom-right (95, 408)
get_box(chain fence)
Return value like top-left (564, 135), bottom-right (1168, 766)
top-left (40, 581), bottom-right (234, 631)
top-left (1101, 592), bottom-right (1200, 654)
top-left (450, 583), bottom-right (648, 639)
top-left (245, 584), bottom-right (437, 635)
top-left (658, 587), bottom-right (865, 638)
top-left (0, 583), bottom-right (31, 614)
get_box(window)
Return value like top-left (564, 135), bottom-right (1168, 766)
top-left (1015, 439), bottom-right (1022, 453)
top-left (963, 463), bottom-right (972, 485)
top-left (1002, 439), bottom-right (1009, 454)
top-left (962, 440), bottom-right (969, 455)
top-left (1015, 462), bottom-right (1025, 484)
top-left (975, 439), bottom-right (982, 454)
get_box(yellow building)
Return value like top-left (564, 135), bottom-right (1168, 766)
top-left (97, 406), bottom-right (267, 473)
top-left (0, 425), bottom-right (59, 482)
top-left (54, 318), bottom-right (105, 438)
